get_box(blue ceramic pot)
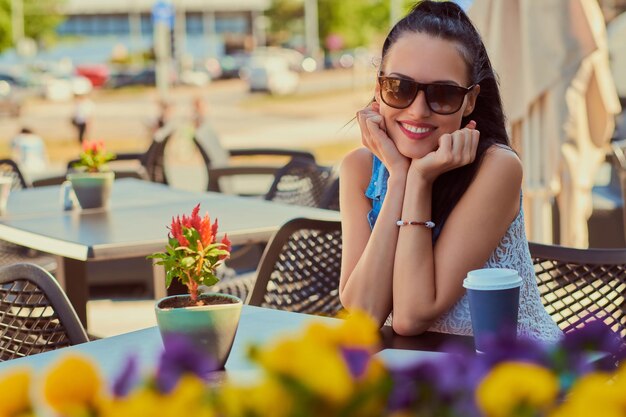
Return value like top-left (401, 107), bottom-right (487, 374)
top-left (155, 293), bottom-right (243, 369)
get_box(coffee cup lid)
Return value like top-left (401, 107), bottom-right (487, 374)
top-left (463, 268), bottom-right (522, 290)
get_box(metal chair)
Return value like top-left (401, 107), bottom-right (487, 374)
top-left (0, 263), bottom-right (89, 361)
top-left (319, 174), bottom-right (340, 211)
top-left (0, 159), bottom-right (29, 189)
top-left (195, 122), bottom-right (316, 197)
top-left (0, 159), bottom-right (57, 273)
top-left (247, 217), bottom-right (344, 316)
top-left (529, 242), bottom-right (626, 340)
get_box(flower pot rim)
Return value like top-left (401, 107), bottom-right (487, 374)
top-left (67, 171), bottom-right (115, 179)
top-left (156, 293), bottom-right (243, 311)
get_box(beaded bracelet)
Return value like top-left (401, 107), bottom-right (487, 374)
top-left (396, 220), bottom-right (436, 229)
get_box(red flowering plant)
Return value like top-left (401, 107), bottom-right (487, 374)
top-left (72, 140), bottom-right (116, 173)
top-left (149, 204), bottom-right (231, 303)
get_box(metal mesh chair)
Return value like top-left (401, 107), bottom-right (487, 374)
top-left (0, 160), bottom-right (57, 273)
top-left (0, 159), bottom-right (29, 189)
top-left (247, 218), bottom-right (344, 316)
top-left (264, 157), bottom-right (334, 207)
top-left (529, 242), bottom-right (626, 340)
top-left (319, 175), bottom-right (340, 211)
top-left (0, 263), bottom-right (89, 361)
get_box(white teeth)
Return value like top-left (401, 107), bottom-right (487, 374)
top-left (401, 123), bottom-right (431, 134)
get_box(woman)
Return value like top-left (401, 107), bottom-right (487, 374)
top-left (339, 0), bottom-right (562, 342)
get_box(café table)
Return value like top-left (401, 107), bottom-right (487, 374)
top-left (0, 305), bottom-right (474, 378)
top-left (0, 179), bottom-right (340, 328)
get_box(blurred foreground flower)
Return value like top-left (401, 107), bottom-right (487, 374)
top-left (0, 315), bottom-right (623, 417)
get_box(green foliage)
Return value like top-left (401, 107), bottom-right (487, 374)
top-left (0, 0), bottom-right (65, 54)
top-left (265, 0), bottom-right (415, 52)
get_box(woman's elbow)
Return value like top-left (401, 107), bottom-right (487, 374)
top-left (391, 314), bottom-right (433, 336)
top-left (340, 292), bottom-right (388, 328)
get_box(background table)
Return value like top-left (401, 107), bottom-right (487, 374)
top-left (0, 306), bottom-right (474, 378)
top-left (0, 179), bottom-right (340, 327)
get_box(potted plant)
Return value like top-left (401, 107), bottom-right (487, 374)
top-left (66, 140), bottom-right (116, 209)
top-left (150, 203), bottom-right (241, 369)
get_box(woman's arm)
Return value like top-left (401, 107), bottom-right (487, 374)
top-left (339, 148), bottom-right (407, 325)
top-left (339, 103), bottom-right (410, 325)
top-left (392, 146), bottom-right (523, 335)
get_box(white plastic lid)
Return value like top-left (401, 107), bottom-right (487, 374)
top-left (463, 268), bottom-right (522, 290)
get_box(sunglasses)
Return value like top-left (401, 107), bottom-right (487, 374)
top-left (378, 75), bottom-right (475, 115)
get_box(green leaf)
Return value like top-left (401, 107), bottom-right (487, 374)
top-left (181, 256), bottom-right (195, 268)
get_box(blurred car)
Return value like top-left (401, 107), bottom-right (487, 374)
top-left (76, 64), bottom-right (110, 88)
top-left (241, 55), bottom-right (299, 95)
top-left (219, 51), bottom-right (250, 79)
top-left (41, 75), bottom-right (92, 101)
top-left (251, 47), bottom-right (306, 73)
top-left (107, 67), bottom-right (177, 89)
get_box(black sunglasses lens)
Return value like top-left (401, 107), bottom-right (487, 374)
top-left (425, 84), bottom-right (466, 114)
top-left (380, 78), bottom-right (416, 108)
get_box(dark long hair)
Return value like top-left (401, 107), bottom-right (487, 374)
top-left (381, 1), bottom-right (510, 232)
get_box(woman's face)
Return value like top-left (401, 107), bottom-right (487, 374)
top-left (376, 32), bottom-right (479, 159)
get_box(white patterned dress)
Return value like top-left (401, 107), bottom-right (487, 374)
top-left (367, 155), bottom-right (563, 343)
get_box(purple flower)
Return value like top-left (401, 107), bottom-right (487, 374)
top-left (562, 319), bottom-right (623, 357)
top-left (341, 347), bottom-right (371, 379)
top-left (387, 346), bottom-right (479, 416)
top-left (112, 355), bottom-right (140, 397)
top-left (155, 333), bottom-right (218, 393)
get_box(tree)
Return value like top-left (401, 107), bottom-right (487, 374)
top-left (266, 0), bottom-right (415, 53)
top-left (0, 0), bottom-right (65, 54)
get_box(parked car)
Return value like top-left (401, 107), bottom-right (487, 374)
top-left (241, 55), bottom-right (299, 95)
top-left (107, 67), bottom-right (177, 89)
top-left (219, 51), bottom-right (250, 79)
top-left (76, 64), bottom-right (110, 88)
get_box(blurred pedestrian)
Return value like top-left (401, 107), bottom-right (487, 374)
top-left (11, 127), bottom-right (48, 177)
top-left (71, 93), bottom-right (94, 144)
top-left (192, 96), bottom-right (208, 129)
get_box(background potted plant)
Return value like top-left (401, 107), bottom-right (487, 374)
top-left (150, 203), bottom-right (241, 369)
top-left (66, 140), bottom-right (116, 209)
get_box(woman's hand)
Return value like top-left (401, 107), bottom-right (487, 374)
top-left (409, 120), bottom-right (479, 183)
top-left (356, 102), bottom-right (409, 176)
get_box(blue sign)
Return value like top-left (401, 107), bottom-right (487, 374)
top-left (152, 0), bottom-right (174, 28)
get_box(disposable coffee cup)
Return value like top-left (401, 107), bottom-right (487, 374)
top-left (463, 268), bottom-right (522, 353)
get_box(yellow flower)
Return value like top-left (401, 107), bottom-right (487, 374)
top-left (254, 337), bottom-right (354, 403)
top-left (549, 371), bottom-right (623, 417)
top-left (476, 362), bottom-right (559, 417)
top-left (43, 355), bottom-right (103, 417)
top-left (335, 310), bottom-right (381, 348)
top-left (160, 375), bottom-right (214, 417)
top-left (0, 368), bottom-right (32, 417)
top-left (101, 376), bottom-right (214, 417)
top-left (99, 389), bottom-right (161, 417)
top-left (220, 379), bottom-right (293, 417)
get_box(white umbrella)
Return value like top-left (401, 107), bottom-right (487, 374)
top-left (469, 0), bottom-right (621, 247)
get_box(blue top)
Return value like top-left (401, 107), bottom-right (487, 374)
top-left (365, 155), bottom-right (444, 242)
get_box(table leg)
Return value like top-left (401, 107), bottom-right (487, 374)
top-left (55, 256), bottom-right (89, 329)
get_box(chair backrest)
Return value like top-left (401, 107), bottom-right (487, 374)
top-left (319, 174), bottom-right (340, 211)
top-left (0, 159), bottom-right (28, 190)
top-left (0, 263), bottom-right (89, 361)
top-left (265, 157), bottom-right (333, 208)
top-left (529, 242), bottom-right (626, 340)
top-left (248, 218), bottom-right (343, 316)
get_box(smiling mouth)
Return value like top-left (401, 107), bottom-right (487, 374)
top-left (398, 122), bottom-right (435, 140)
top-left (400, 123), bottom-right (432, 134)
